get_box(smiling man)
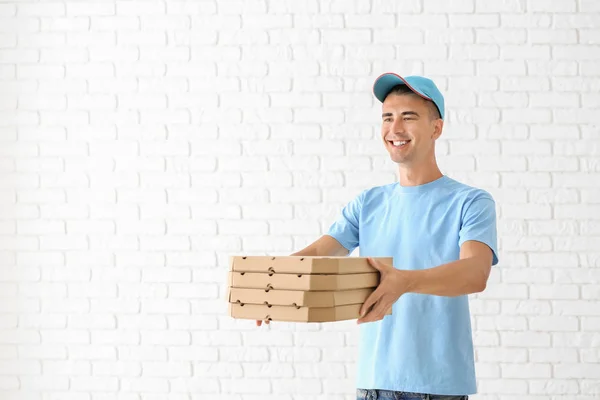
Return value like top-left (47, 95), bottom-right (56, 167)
top-left (256, 73), bottom-right (498, 400)
top-left (336, 74), bottom-right (498, 400)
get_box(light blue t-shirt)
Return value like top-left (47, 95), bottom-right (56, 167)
top-left (326, 175), bottom-right (499, 396)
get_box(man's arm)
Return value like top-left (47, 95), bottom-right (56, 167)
top-left (403, 240), bottom-right (493, 297)
top-left (290, 235), bottom-right (349, 257)
top-left (357, 240), bottom-right (494, 324)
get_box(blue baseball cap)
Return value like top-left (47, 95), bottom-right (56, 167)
top-left (373, 73), bottom-right (445, 120)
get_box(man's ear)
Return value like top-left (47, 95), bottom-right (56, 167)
top-left (432, 119), bottom-right (443, 140)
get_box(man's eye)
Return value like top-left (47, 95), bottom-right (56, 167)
top-left (383, 118), bottom-right (392, 122)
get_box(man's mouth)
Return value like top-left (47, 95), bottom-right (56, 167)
top-left (388, 140), bottom-right (411, 148)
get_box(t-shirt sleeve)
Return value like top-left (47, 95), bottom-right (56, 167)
top-left (325, 190), bottom-right (366, 255)
top-left (458, 195), bottom-right (499, 266)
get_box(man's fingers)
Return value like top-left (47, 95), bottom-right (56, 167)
top-left (360, 287), bottom-right (382, 317)
top-left (367, 257), bottom-right (382, 270)
top-left (358, 298), bottom-right (390, 324)
top-left (256, 320), bottom-right (270, 326)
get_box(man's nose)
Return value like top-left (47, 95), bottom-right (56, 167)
top-left (391, 118), bottom-right (405, 133)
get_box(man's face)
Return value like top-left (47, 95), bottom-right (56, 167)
top-left (380, 93), bottom-right (442, 165)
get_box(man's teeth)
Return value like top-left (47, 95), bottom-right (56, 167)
top-left (392, 140), bottom-right (408, 146)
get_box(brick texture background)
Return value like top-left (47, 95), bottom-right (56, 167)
top-left (1, 0), bottom-right (599, 399)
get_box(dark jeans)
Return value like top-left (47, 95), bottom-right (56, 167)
top-left (356, 389), bottom-right (468, 400)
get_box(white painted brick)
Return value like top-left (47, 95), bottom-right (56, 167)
top-left (501, 332), bottom-right (551, 347)
top-left (529, 60), bottom-right (578, 77)
top-left (116, 345), bottom-right (167, 362)
top-left (479, 93), bottom-right (527, 108)
top-left (555, 363), bottom-right (600, 379)
top-left (70, 377), bottom-right (118, 392)
top-left (67, 63), bottom-right (114, 78)
top-left (502, 363), bottom-right (552, 379)
top-left (67, 314), bottom-right (115, 330)
top-left (0, 235), bottom-right (39, 251)
top-left (18, 345), bottom-right (67, 360)
top-left (0, 4), bottom-right (15, 16)
top-left (141, 361), bottom-right (191, 378)
top-left (500, 76), bottom-right (550, 91)
top-left (269, 29), bottom-right (320, 45)
top-left (0, 65), bottom-right (15, 79)
top-left (477, 347), bottom-right (527, 363)
top-left (0, 17), bottom-right (40, 32)
top-left (529, 28), bottom-right (577, 44)
top-left (450, 14), bottom-right (499, 27)
top-left (91, 16), bottom-right (139, 30)
top-left (89, 46), bottom-right (139, 62)
top-left (91, 361), bottom-right (141, 378)
top-left (0, 49), bottom-right (38, 64)
top-left (476, 0), bottom-right (525, 12)
top-left (121, 377), bottom-right (170, 393)
top-left (528, 0), bottom-right (576, 12)
top-left (0, 377), bottom-right (19, 390)
top-left (477, 155), bottom-right (527, 172)
top-left (0, 360), bottom-right (41, 375)
top-left (40, 17), bottom-right (88, 33)
top-left (0, 297), bottom-right (39, 313)
top-left (242, 236), bottom-right (293, 253)
top-left (424, 0), bottom-right (474, 12)
top-left (192, 362), bottom-right (242, 378)
top-left (320, 0), bottom-right (371, 13)
top-left (293, 15), bottom-right (343, 29)
top-left (218, 29), bottom-right (265, 45)
top-left (272, 379), bottom-right (322, 394)
top-left (140, 47), bottom-right (190, 63)
top-left (167, 1), bottom-right (216, 15)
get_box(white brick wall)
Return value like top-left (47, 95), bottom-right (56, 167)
top-left (1, 0), bottom-right (599, 399)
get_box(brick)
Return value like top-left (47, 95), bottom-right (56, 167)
top-left (0, 4), bottom-right (15, 16)
top-left (527, 0), bottom-right (575, 12)
top-left (477, 348), bottom-right (527, 363)
top-left (501, 363), bottom-right (551, 378)
top-left (242, 236), bottom-right (293, 252)
top-left (555, 363), bottom-right (600, 379)
top-left (530, 348), bottom-right (578, 363)
top-left (66, 2), bottom-right (114, 16)
top-left (0, 360), bottom-right (41, 375)
top-left (121, 377), bottom-right (169, 393)
top-left (320, 0), bottom-right (371, 13)
top-left (476, 0), bottom-right (525, 12)
top-left (501, 332), bottom-right (550, 347)
top-left (294, 15), bottom-right (344, 28)
top-left (501, 14), bottom-right (551, 28)
top-left (272, 379), bottom-right (321, 394)
top-left (91, 16), bottom-right (139, 30)
top-left (0, 17), bottom-right (40, 32)
top-left (450, 14), bottom-right (499, 28)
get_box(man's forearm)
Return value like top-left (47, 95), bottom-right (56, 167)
top-left (290, 248), bottom-right (316, 256)
top-left (402, 257), bottom-right (490, 297)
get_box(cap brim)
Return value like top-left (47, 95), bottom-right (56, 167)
top-left (373, 73), bottom-right (432, 103)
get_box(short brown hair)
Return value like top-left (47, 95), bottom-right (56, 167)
top-left (386, 85), bottom-right (441, 120)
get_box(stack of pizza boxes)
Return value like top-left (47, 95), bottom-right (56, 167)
top-left (227, 256), bottom-right (393, 323)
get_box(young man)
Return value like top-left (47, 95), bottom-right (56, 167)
top-left (258, 74), bottom-right (498, 400)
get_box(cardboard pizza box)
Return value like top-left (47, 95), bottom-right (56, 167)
top-left (228, 287), bottom-right (374, 308)
top-left (229, 255), bottom-right (393, 274)
top-left (228, 271), bottom-right (379, 291)
top-left (228, 302), bottom-right (392, 323)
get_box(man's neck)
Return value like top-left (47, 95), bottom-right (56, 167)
top-left (397, 164), bottom-right (443, 187)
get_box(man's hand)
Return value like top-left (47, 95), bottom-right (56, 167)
top-left (357, 257), bottom-right (411, 325)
